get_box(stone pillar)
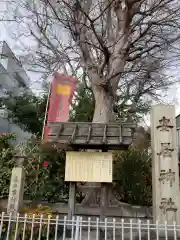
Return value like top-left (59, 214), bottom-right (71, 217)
top-left (7, 155), bottom-right (25, 215)
top-left (151, 105), bottom-right (180, 225)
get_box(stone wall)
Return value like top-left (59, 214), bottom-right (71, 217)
top-left (0, 199), bottom-right (152, 219)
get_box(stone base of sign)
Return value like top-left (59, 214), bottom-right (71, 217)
top-left (7, 167), bottom-right (25, 214)
top-left (79, 183), bottom-right (121, 207)
top-left (151, 105), bottom-right (180, 225)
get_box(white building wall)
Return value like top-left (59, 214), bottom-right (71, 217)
top-left (0, 41), bottom-right (32, 144)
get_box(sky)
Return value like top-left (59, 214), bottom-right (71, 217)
top-left (1, 1), bottom-right (180, 122)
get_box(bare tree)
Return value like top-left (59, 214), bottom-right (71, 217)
top-left (8, 0), bottom-right (180, 123)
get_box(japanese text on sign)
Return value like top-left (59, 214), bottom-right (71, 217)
top-left (8, 175), bottom-right (19, 213)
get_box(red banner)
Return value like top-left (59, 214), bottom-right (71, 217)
top-left (42, 72), bottom-right (77, 142)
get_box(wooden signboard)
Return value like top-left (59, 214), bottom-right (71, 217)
top-left (65, 151), bottom-right (112, 182)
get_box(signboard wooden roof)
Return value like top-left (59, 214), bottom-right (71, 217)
top-left (47, 122), bottom-right (136, 150)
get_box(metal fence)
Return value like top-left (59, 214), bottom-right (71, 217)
top-left (0, 212), bottom-right (180, 240)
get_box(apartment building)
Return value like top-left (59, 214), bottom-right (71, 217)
top-left (0, 41), bottom-right (31, 144)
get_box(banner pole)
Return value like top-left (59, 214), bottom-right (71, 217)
top-left (41, 83), bottom-right (52, 141)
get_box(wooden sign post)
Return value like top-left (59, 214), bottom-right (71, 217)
top-left (67, 182), bottom-right (76, 219)
top-left (65, 151), bottom-right (113, 238)
top-left (46, 121), bottom-right (135, 239)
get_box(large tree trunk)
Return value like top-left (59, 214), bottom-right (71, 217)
top-left (92, 85), bottom-right (116, 123)
top-left (81, 84), bottom-right (116, 225)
